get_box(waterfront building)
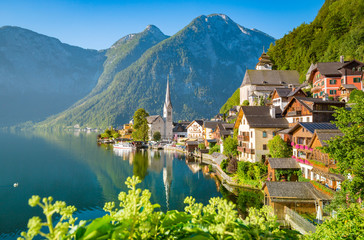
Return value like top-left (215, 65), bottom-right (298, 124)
top-left (307, 57), bottom-right (364, 100)
top-left (186, 120), bottom-right (204, 140)
top-left (265, 158), bottom-right (301, 182)
top-left (234, 106), bottom-right (289, 163)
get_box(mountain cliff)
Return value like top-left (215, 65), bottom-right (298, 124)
top-left (267, 0), bottom-right (364, 82)
top-left (40, 14), bottom-right (275, 128)
top-left (0, 26), bottom-right (106, 126)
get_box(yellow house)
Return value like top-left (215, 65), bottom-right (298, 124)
top-left (234, 106), bottom-right (289, 163)
top-left (118, 123), bottom-right (133, 139)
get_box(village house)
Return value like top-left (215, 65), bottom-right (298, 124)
top-left (265, 158), bottom-right (301, 182)
top-left (213, 122), bottom-right (234, 144)
top-left (203, 121), bottom-right (219, 147)
top-left (262, 182), bottom-right (332, 221)
top-left (338, 84), bottom-right (358, 102)
top-left (306, 129), bottom-right (344, 191)
top-left (281, 96), bottom-right (345, 127)
top-left (118, 123), bottom-right (133, 139)
top-left (186, 120), bottom-right (204, 140)
top-left (234, 106), bottom-right (289, 163)
top-left (306, 57), bottom-right (364, 101)
top-left (271, 86), bottom-right (307, 111)
top-left (172, 121), bottom-right (189, 140)
top-left (240, 52), bottom-right (301, 106)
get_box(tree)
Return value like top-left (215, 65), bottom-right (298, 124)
top-left (267, 135), bottom-right (292, 158)
top-left (223, 136), bottom-right (238, 157)
top-left (132, 108), bottom-right (149, 141)
top-left (349, 89), bottom-right (364, 102)
top-left (198, 143), bottom-right (206, 150)
top-left (308, 204), bottom-right (364, 240)
top-left (324, 97), bottom-right (364, 201)
top-left (152, 131), bottom-right (161, 141)
top-left (242, 100), bottom-right (250, 106)
top-left (113, 132), bottom-right (121, 139)
top-left (227, 157), bottom-right (238, 174)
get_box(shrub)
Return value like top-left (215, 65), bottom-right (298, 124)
top-left (198, 143), bottom-right (206, 150)
top-left (209, 144), bottom-right (220, 154)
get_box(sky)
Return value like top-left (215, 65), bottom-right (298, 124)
top-left (0, 0), bottom-right (325, 50)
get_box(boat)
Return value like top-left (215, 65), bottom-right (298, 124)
top-left (113, 142), bottom-right (135, 150)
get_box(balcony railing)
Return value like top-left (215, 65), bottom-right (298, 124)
top-left (237, 146), bottom-right (255, 154)
top-left (311, 86), bottom-right (322, 93)
top-left (238, 134), bottom-right (249, 141)
top-left (237, 146), bottom-right (244, 152)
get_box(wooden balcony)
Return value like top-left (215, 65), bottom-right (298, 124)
top-left (237, 135), bottom-right (249, 141)
top-left (237, 146), bottom-right (244, 152)
top-left (237, 146), bottom-right (255, 154)
top-left (311, 86), bottom-right (322, 93)
top-left (287, 110), bottom-right (302, 116)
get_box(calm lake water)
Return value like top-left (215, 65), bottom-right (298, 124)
top-left (0, 130), bottom-right (221, 239)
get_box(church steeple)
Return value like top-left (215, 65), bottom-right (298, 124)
top-left (163, 78), bottom-right (172, 118)
top-left (255, 47), bottom-right (273, 70)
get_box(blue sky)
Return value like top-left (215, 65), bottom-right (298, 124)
top-left (0, 0), bottom-right (325, 50)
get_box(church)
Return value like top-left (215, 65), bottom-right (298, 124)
top-left (146, 79), bottom-right (173, 141)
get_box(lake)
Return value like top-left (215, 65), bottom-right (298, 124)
top-left (0, 130), bottom-right (222, 239)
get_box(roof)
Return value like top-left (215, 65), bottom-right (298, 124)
top-left (204, 121), bottom-right (219, 129)
top-left (274, 88), bottom-right (293, 98)
top-left (241, 106), bottom-right (289, 128)
top-left (308, 129), bottom-right (343, 147)
top-left (173, 123), bottom-right (187, 132)
top-left (217, 122), bottom-right (234, 136)
top-left (263, 182), bottom-right (331, 200)
top-left (147, 115), bottom-right (163, 124)
top-left (211, 152), bottom-right (228, 165)
top-left (241, 70), bottom-right (300, 87)
top-left (267, 158), bottom-right (300, 169)
top-left (340, 84), bottom-right (358, 90)
top-left (287, 122), bottom-right (337, 135)
top-left (282, 96), bottom-right (345, 116)
top-left (312, 168), bottom-right (345, 181)
top-left (186, 141), bottom-right (199, 145)
top-left (287, 86), bottom-right (307, 97)
top-left (186, 120), bottom-right (204, 129)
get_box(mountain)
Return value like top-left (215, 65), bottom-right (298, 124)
top-left (267, 0), bottom-right (364, 82)
top-left (0, 26), bottom-right (106, 126)
top-left (40, 14), bottom-right (275, 128)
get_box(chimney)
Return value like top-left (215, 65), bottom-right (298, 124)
top-left (340, 55), bottom-right (344, 63)
top-left (270, 105), bottom-right (276, 118)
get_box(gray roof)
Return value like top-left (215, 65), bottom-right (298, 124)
top-left (268, 158), bottom-right (300, 169)
top-left (146, 115), bottom-right (162, 124)
top-left (341, 84), bottom-right (358, 90)
top-left (241, 106), bottom-right (289, 128)
top-left (275, 88), bottom-right (293, 98)
top-left (241, 70), bottom-right (300, 87)
top-left (314, 62), bottom-right (343, 77)
top-left (282, 97), bottom-right (345, 115)
top-left (287, 86), bottom-right (307, 97)
top-left (314, 129), bottom-right (343, 146)
top-left (264, 182), bottom-right (331, 200)
top-left (204, 121), bottom-right (219, 129)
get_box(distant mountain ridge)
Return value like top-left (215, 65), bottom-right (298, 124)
top-left (39, 14), bottom-right (275, 128)
top-left (0, 26), bottom-right (106, 126)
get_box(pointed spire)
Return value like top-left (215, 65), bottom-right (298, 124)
top-left (164, 77), bottom-right (172, 109)
top-left (263, 45), bottom-right (265, 53)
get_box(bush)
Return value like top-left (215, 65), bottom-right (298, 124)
top-left (220, 159), bottom-right (229, 172)
top-left (18, 176), bottom-right (301, 239)
top-left (237, 190), bottom-right (264, 213)
top-left (227, 157), bottom-right (238, 174)
top-left (209, 144), bottom-right (220, 154)
top-left (242, 100), bottom-right (250, 106)
top-left (198, 143), bottom-right (206, 150)
top-left (152, 131), bottom-right (161, 141)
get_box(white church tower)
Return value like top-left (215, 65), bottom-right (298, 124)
top-left (163, 79), bottom-right (173, 140)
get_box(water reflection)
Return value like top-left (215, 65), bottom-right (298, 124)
top-left (0, 130), bottom-right (221, 239)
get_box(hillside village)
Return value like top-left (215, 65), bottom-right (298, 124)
top-left (104, 52), bottom-right (364, 233)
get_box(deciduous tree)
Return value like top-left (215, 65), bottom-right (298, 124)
top-left (267, 135), bottom-right (292, 158)
top-left (132, 108), bottom-right (149, 141)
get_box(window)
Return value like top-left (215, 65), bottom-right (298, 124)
top-left (263, 144), bottom-right (267, 150)
top-left (273, 132), bottom-right (276, 137)
top-left (262, 131), bottom-right (267, 138)
top-left (321, 81), bottom-right (325, 86)
top-left (329, 79), bottom-right (336, 85)
top-left (320, 91), bottom-right (323, 96)
top-left (353, 77), bottom-right (361, 83)
top-left (251, 131), bottom-right (253, 138)
top-left (306, 117), bottom-right (310, 122)
top-left (329, 90), bottom-right (337, 95)
top-left (341, 79), bottom-right (344, 84)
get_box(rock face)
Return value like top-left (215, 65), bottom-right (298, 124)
top-left (41, 14), bottom-right (275, 128)
top-left (0, 26), bottom-right (106, 126)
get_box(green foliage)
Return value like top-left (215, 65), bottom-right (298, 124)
top-left (223, 136), bottom-right (238, 157)
top-left (275, 169), bottom-right (301, 181)
top-left (237, 161), bottom-right (267, 188)
top-left (307, 204), bottom-right (364, 239)
top-left (132, 108), bottom-right (149, 141)
top-left (237, 190), bottom-right (263, 213)
top-left (198, 142), bottom-right (206, 150)
top-left (220, 159), bottom-right (229, 173)
top-left (323, 96), bottom-right (364, 201)
top-left (267, 135), bottom-right (292, 158)
top-left (152, 131), bottom-right (161, 141)
top-left (100, 132), bottom-right (110, 139)
top-left (220, 88), bottom-right (240, 114)
top-left (268, 0), bottom-right (364, 82)
top-left (227, 157), bottom-right (238, 174)
top-left (113, 132), bottom-right (121, 139)
top-left (242, 100), bottom-right (249, 106)
top-left (349, 89), bottom-right (364, 103)
top-left (19, 176), bottom-right (301, 240)
top-left (310, 180), bottom-right (334, 196)
top-left (209, 144), bottom-right (220, 154)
